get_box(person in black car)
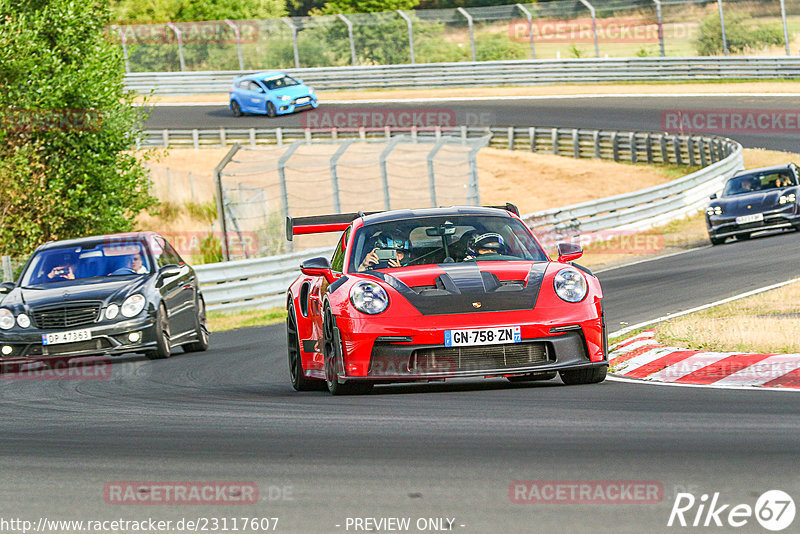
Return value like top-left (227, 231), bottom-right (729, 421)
top-left (47, 260), bottom-right (76, 280)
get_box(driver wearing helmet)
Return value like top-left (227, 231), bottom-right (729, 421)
top-left (464, 232), bottom-right (506, 261)
top-left (357, 229), bottom-right (411, 271)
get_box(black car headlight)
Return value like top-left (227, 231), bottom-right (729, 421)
top-left (0, 308), bottom-right (15, 330)
top-left (16, 313), bottom-right (30, 328)
top-left (349, 281), bottom-right (389, 315)
top-left (554, 268), bottom-right (588, 303)
top-left (105, 304), bottom-right (120, 320)
top-left (706, 206), bottom-right (722, 216)
top-left (779, 193), bottom-right (796, 204)
top-left (121, 295), bottom-right (146, 318)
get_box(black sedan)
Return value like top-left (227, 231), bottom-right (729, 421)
top-left (706, 163), bottom-right (800, 245)
top-left (0, 232), bottom-right (208, 372)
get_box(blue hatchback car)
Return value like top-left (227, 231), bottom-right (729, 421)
top-left (229, 71), bottom-right (318, 117)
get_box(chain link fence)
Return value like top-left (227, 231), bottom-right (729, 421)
top-left (110, 0), bottom-right (800, 72)
top-left (213, 135), bottom-right (491, 260)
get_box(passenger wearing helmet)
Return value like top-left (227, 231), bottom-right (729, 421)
top-left (357, 230), bottom-right (411, 271)
top-left (464, 232), bottom-right (506, 261)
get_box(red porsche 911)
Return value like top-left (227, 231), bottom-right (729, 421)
top-left (285, 204), bottom-right (607, 395)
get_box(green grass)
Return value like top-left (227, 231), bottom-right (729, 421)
top-left (208, 307), bottom-right (287, 332)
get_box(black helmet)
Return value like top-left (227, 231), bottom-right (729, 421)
top-left (373, 230), bottom-right (409, 252)
top-left (467, 232), bottom-right (505, 256)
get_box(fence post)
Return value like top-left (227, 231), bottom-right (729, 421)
top-left (214, 144), bottom-right (242, 261)
top-left (780, 0), bottom-right (790, 56)
top-left (338, 14), bottom-right (357, 66)
top-left (593, 130), bottom-right (601, 158)
top-left (652, 0), bottom-right (665, 57)
top-left (660, 135), bottom-right (669, 163)
top-left (572, 129), bottom-right (580, 158)
top-left (515, 3), bottom-right (536, 60)
top-left (551, 128), bottom-right (559, 155)
top-left (282, 18), bottom-right (301, 69)
top-left (166, 23), bottom-right (186, 71)
top-left (467, 135), bottom-right (491, 205)
top-left (192, 129), bottom-right (199, 149)
top-left (111, 26), bottom-right (130, 73)
top-left (611, 132), bottom-right (619, 161)
top-left (717, 0), bottom-right (728, 56)
top-left (578, 0), bottom-right (599, 58)
top-left (529, 127), bottom-right (536, 152)
top-left (427, 138), bottom-right (448, 207)
top-left (457, 8), bottom-right (476, 62)
top-left (397, 10), bottom-right (415, 64)
top-left (277, 141), bottom-right (304, 252)
top-left (224, 20), bottom-right (244, 70)
top-left (380, 135), bottom-right (403, 210)
top-left (629, 132), bottom-right (637, 163)
top-left (2, 256), bottom-right (12, 283)
top-left (508, 127), bottom-right (515, 150)
top-left (329, 139), bottom-right (354, 214)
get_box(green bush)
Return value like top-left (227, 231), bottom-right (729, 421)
top-left (198, 233), bottom-right (223, 264)
top-left (184, 200), bottom-right (218, 223)
top-left (475, 33), bottom-right (529, 62)
top-left (696, 10), bottom-right (785, 55)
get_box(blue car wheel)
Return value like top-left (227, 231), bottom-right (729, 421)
top-left (231, 100), bottom-right (242, 117)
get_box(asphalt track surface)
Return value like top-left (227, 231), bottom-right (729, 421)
top-left (2, 96), bottom-right (800, 533)
top-left (145, 95), bottom-right (800, 152)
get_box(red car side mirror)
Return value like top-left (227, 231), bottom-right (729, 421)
top-left (556, 242), bottom-right (583, 263)
top-left (300, 257), bottom-right (337, 284)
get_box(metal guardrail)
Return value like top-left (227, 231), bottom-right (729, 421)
top-left (191, 126), bottom-right (742, 313)
top-left (125, 57), bottom-right (800, 94)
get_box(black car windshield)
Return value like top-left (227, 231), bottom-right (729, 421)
top-left (349, 215), bottom-right (548, 272)
top-left (263, 76), bottom-right (300, 90)
top-left (21, 241), bottom-right (151, 286)
top-left (723, 170), bottom-right (797, 196)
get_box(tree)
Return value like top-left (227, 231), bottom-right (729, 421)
top-left (0, 0), bottom-right (156, 256)
top-left (109, 0), bottom-right (286, 24)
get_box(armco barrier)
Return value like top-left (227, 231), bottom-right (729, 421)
top-left (192, 126), bottom-right (741, 313)
top-left (125, 57), bottom-right (800, 94)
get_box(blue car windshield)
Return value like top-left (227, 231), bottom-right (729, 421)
top-left (264, 76), bottom-right (300, 90)
top-left (349, 215), bottom-right (548, 272)
top-left (21, 242), bottom-right (151, 286)
top-left (723, 171), bottom-right (796, 196)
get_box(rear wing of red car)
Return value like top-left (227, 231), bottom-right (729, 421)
top-left (285, 213), bottom-right (377, 241)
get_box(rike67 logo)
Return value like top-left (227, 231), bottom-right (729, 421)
top-left (668, 490), bottom-right (795, 531)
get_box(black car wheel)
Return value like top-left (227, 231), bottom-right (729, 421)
top-left (288, 301), bottom-right (325, 391)
top-left (183, 296), bottom-right (209, 353)
top-left (146, 304), bottom-right (171, 360)
top-left (322, 306), bottom-right (372, 395)
top-left (559, 366), bottom-right (607, 385)
top-left (266, 101), bottom-right (277, 118)
top-left (710, 236), bottom-right (725, 246)
top-left (231, 101), bottom-right (242, 117)
top-left (737, 232), bottom-right (751, 241)
top-left (507, 371), bottom-right (557, 383)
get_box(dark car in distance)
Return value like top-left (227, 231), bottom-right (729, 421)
top-left (706, 163), bottom-right (800, 245)
top-left (0, 232), bottom-right (208, 372)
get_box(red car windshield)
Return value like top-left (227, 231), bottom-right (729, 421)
top-left (349, 215), bottom-right (547, 272)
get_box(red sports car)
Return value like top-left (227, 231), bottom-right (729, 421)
top-left (285, 204), bottom-right (607, 395)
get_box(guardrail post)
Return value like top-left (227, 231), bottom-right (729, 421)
top-left (214, 144), bottom-right (242, 261)
top-left (652, 0), bottom-right (665, 57)
top-left (282, 18), bottom-right (301, 69)
top-left (551, 128), bottom-right (559, 155)
top-left (645, 134), bottom-right (653, 164)
top-left (2, 256), bottom-right (12, 283)
top-left (162, 129), bottom-right (169, 148)
top-left (515, 3), bottom-right (536, 59)
top-left (699, 138), bottom-right (708, 167)
top-left (717, 0), bottom-right (728, 56)
top-left (572, 129), bottom-right (580, 158)
top-left (219, 127), bottom-right (226, 147)
top-left (457, 8), bottom-right (476, 62)
top-left (380, 136), bottom-right (403, 210)
top-left (338, 14), bottom-right (357, 66)
top-left (329, 139), bottom-right (354, 213)
top-left (508, 127), bottom-right (515, 150)
top-left (111, 25), bottom-right (130, 73)
top-left (578, 0), bottom-right (600, 58)
top-left (167, 23), bottom-right (186, 71)
top-left (629, 132), bottom-right (637, 163)
top-left (780, 0), bottom-right (791, 56)
top-left (397, 10), bottom-right (415, 64)
top-left (687, 137), bottom-right (696, 166)
top-left (249, 128), bottom-right (256, 146)
top-left (673, 136), bottom-right (683, 166)
top-left (611, 132), bottom-right (619, 161)
top-left (192, 129), bottom-right (199, 149)
top-left (593, 130), bottom-right (600, 158)
top-left (224, 20), bottom-right (244, 71)
top-left (660, 135), bottom-right (668, 163)
top-left (427, 138), bottom-right (448, 206)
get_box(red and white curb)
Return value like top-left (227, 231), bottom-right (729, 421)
top-left (609, 330), bottom-right (800, 390)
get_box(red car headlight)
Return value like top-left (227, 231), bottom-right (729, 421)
top-left (349, 281), bottom-right (389, 315)
top-left (553, 268), bottom-right (588, 303)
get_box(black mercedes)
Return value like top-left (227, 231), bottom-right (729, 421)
top-left (0, 232), bottom-right (208, 372)
top-left (706, 163), bottom-right (800, 245)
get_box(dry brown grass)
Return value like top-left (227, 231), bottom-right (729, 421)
top-left (140, 81), bottom-right (800, 104)
top-left (656, 281), bottom-right (800, 354)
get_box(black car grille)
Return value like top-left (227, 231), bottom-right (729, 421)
top-left (28, 338), bottom-right (113, 357)
top-left (410, 342), bottom-right (553, 374)
top-left (32, 303), bottom-right (102, 329)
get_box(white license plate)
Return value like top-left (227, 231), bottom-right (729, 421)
top-left (444, 326), bottom-right (521, 347)
top-left (735, 213), bottom-right (764, 225)
top-left (42, 329), bottom-right (91, 346)
top-left (296, 97), bottom-right (310, 104)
